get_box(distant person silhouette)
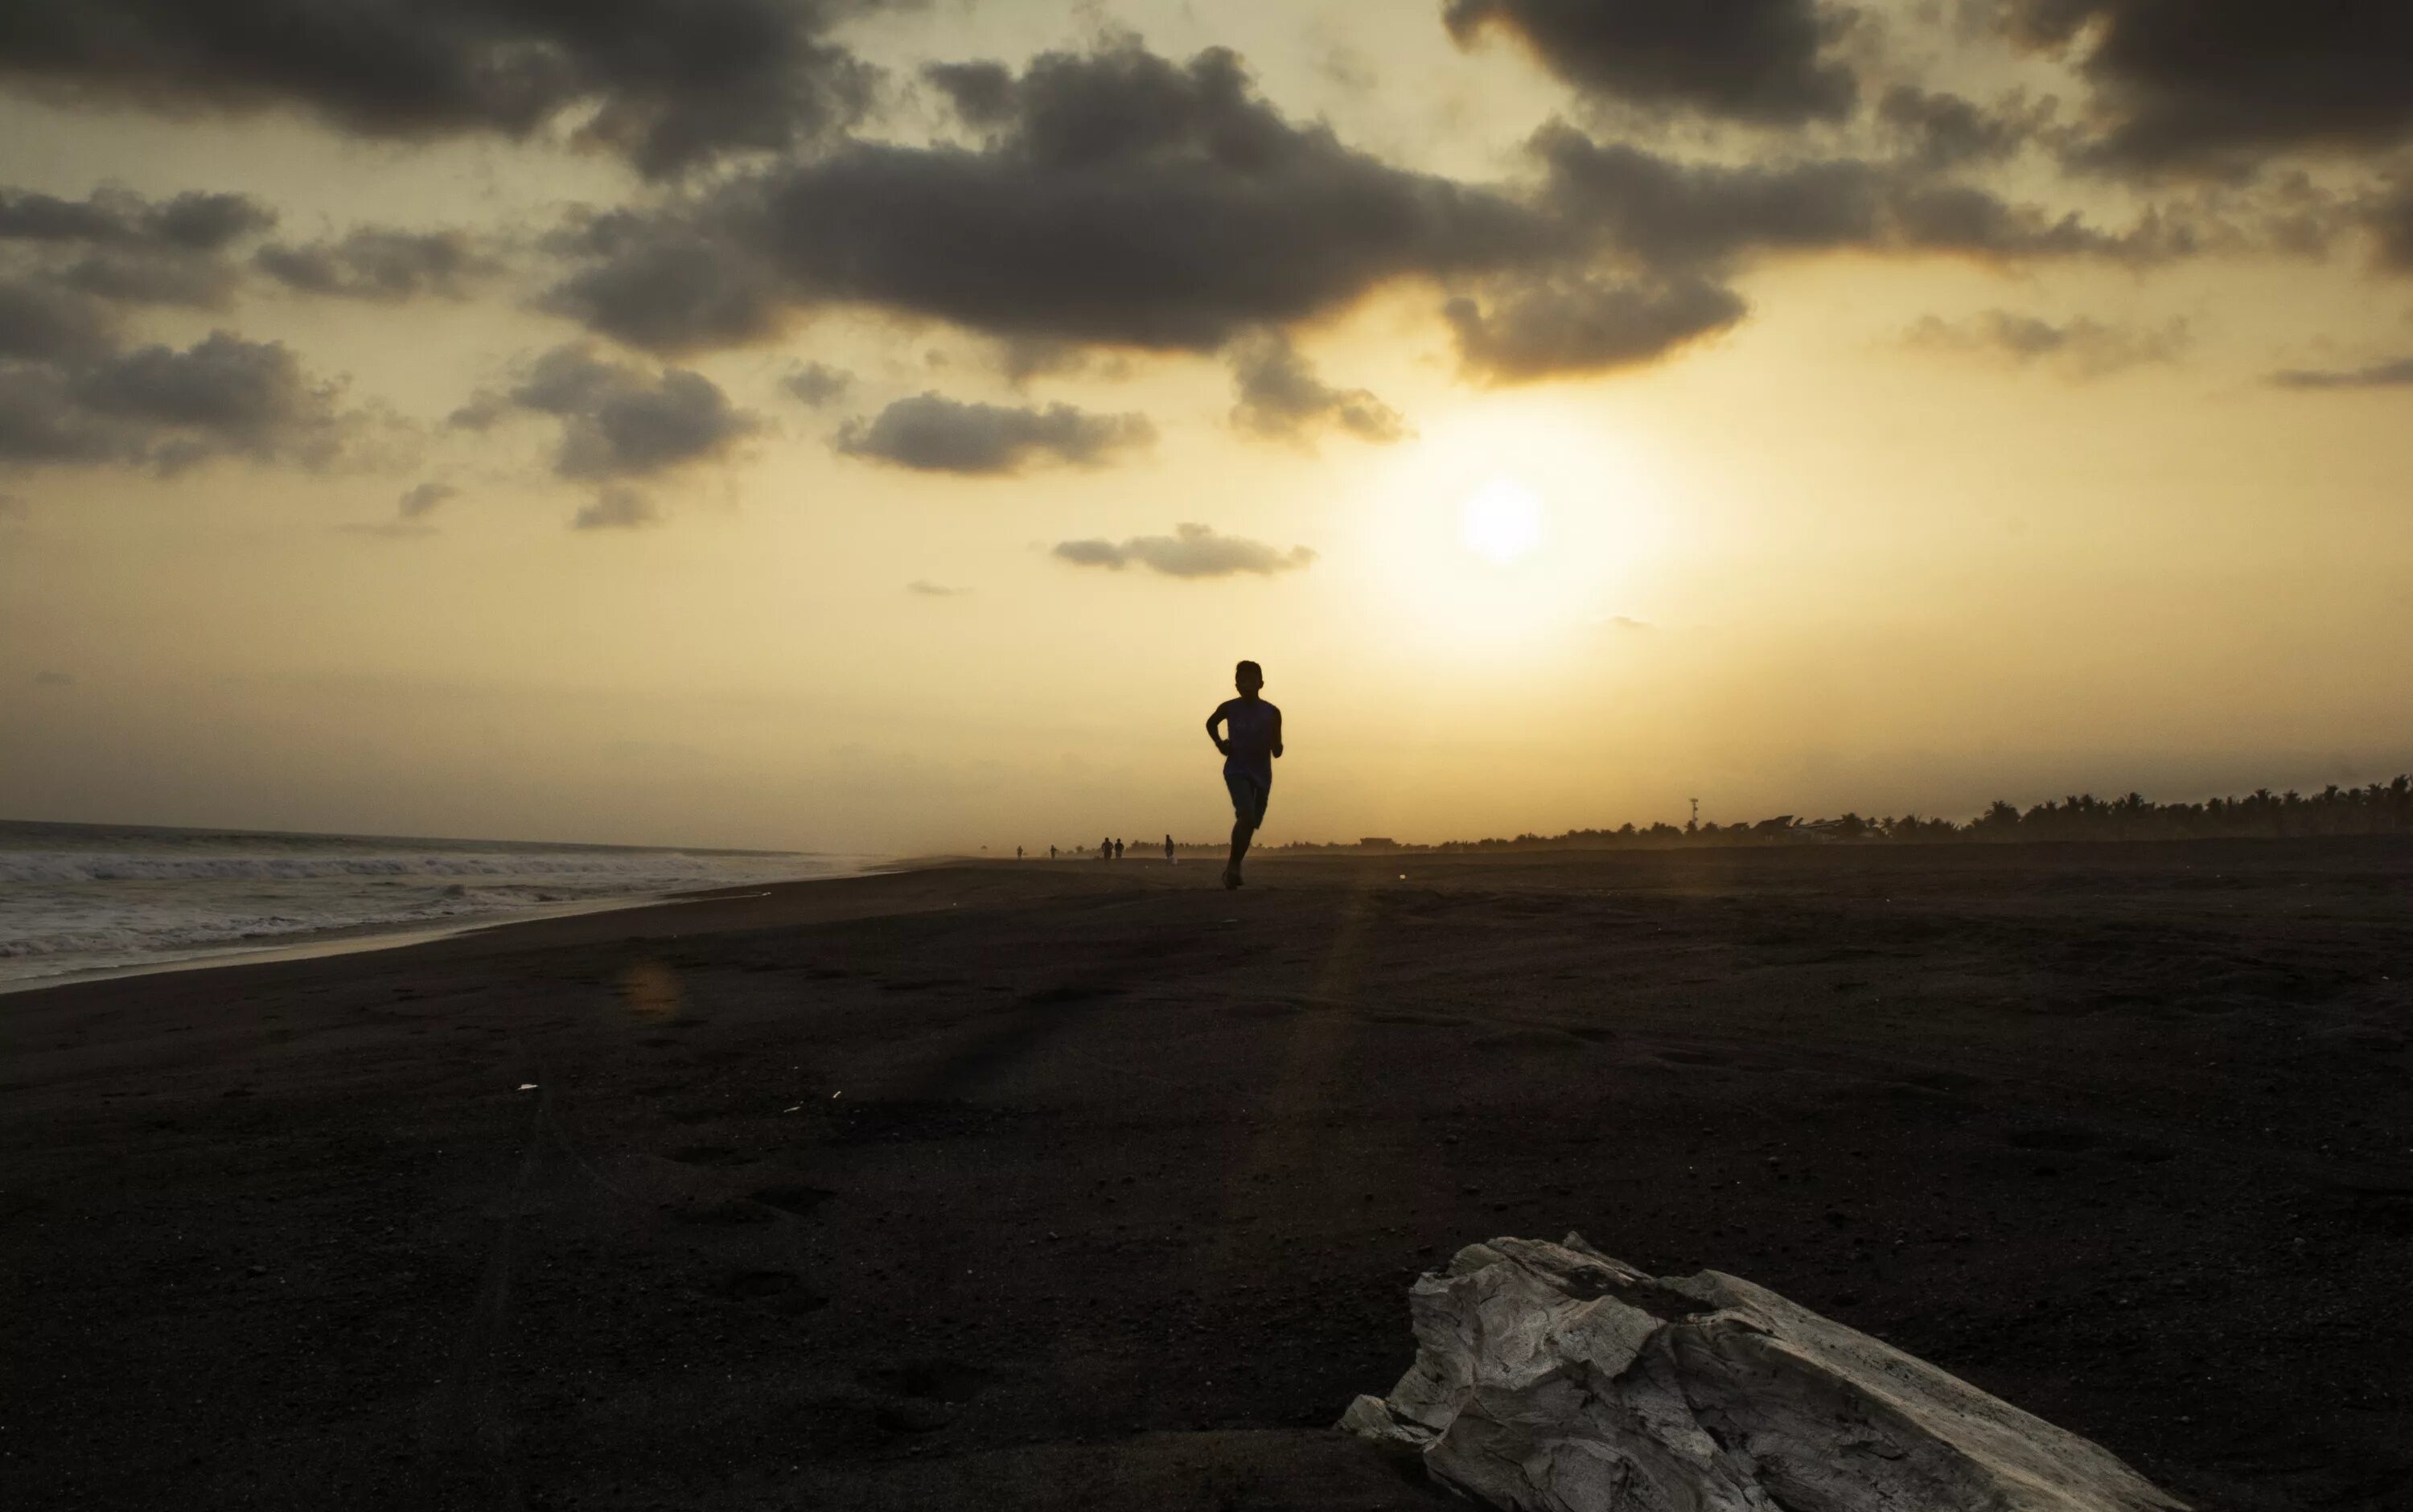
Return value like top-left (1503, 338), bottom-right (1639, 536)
top-left (1016, 846), bottom-right (1023, 861)
top-left (1165, 833), bottom-right (1175, 865)
top-left (1206, 659), bottom-right (1282, 890)
top-left (1100, 836), bottom-right (1112, 861)
top-left (1114, 838), bottom-right (1124, 860)
top-left (1050, 845), bottom-right (1058, 861)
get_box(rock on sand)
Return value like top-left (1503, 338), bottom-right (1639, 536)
top-left (1341, 1233), bottom-right (2186, 1512)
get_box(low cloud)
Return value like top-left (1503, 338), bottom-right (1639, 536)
top-left (781, 360), bottom-right (852, 408)
top-left (2268, 356), bottom-right (2413, 389)
top-left (397, 481), bottom-right (458, 517)
top-left (836, 392), bottom-right (1153, 475)
top-left (1446, 276), bottom-right (1747, 382)
top-left (0, 329), bottom-right (360, 475)
top-left (2, 187), bottom-right (277, 312)
top-left (1877, 87), bottom-right (2049, 169)
top-left (572, 485), bottom-right (660, 530)
top-left (1996, 0), bottom-right (2413, 171)
top-left (0, 0), bottom-right (886, 179)
top-left (1441, 0), bottom-right (1857, 126)
top-left (1053, 522), bottom-right (1315, 579)
top-left (499, 344), bottom-right (758, 481)
top-left (255, 228), bottom-right (491, 302)
top-left (1905, 310), bottom-right (2189, 376)
top-left (1227, 331), bottom-right (1408, 444)
top-left (33, 669), bottom-right (73, 686)
top-left (905, 579), bottom-right (969, 596)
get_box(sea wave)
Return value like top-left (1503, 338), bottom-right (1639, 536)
top-left (0, 849), bottom-right (773, 885)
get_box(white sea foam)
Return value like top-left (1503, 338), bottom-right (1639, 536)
top-left (0, 822), bottom-right (865, 987)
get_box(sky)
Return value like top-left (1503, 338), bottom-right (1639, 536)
top-left (3, 0), bottom-right (2412, 854)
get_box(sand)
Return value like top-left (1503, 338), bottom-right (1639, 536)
top-left (4, 841), bottom-right (2410, 1510)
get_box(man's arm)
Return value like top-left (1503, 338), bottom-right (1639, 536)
top-left (1205, 703), bottom-right (1230, 755)
top-left (1270, 706), bottom-right (1284, 759)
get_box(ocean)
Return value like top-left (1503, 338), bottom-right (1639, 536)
top-left (0, 820), bottom-right (869, 989)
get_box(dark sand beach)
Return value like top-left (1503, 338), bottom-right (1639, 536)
top-left (5, 842), bottom-right (2410, 1510)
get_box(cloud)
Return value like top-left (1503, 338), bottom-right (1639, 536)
top-left (781, 360), bottom-right (852, 408)
top-left (2368, 181), bottom-right (2413, 270)
top-left (0, 330), bottom-right (359, 474)
top-left (397, 481), bottom-right (458, 517)
top-left (1877, 86), bottom-right (2046, 169)
top-left (1905, 310), bottom-right (2189, 376)
top-left (1446, 275), bottom-right (1748, 381)
top-left (2267, 356), bottom-right (2413, 390)
top-left (504, 344), bottom-right (758, 482)
top-left (541, 43), bottom-right (1549, 355)
top-left (0, 187), bottom-right (273, 250)
top-left (254, 228), bottom-right (491, 302)
top-left (1, 186), bottom-right (277, 310)
top-left (1227, 331), bottom-right (1407, 444)
top-left (1531, 123), bottom-right (2188, 269)
top-left (835, 392), bottom-right (1153, 475)
top-left (572, 485), bottom-right (661, 530)
top-left (1052, 522), bottom-right (1315, 578)
top-left (534, 39), bottom-right (2215, 381)
top-left (905, 579), bottom-right (968, 596)
top-left (2000, 0), bottom-right (2413, 170)
top-left (0, 277), bottom-right (116, 360)
top-left (33, 669), bottom-right (73, 686)
top-left (0, 0), bottom-right (883, 179)
top-left (1441, 0), bottom-right (1858, 125)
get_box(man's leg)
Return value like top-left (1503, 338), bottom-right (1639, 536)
top-left (1227, 817), bottom-right (1254, 880)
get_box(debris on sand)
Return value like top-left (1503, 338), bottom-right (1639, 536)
top-left (1340, 1234), bottom-right (2185, 1512)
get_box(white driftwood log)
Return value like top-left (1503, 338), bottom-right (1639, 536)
top-left (1340, 1235), bottom-right (2186, 1512)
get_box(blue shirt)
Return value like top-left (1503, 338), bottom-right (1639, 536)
top-left (1211, 697), bottom-right (1281, 786)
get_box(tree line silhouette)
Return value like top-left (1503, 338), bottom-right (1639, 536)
top-left (1260, 776), bottom-right (2413, 853)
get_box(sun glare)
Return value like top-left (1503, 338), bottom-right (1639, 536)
top-left (1350, 400), bottom-right (1678, 663)
top-left (1459, 477), bottom-right (1546, 565)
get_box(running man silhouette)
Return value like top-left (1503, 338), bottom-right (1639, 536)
top-left (1205, 659), bottom-right (1283, 890)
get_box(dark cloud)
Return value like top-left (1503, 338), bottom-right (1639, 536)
top-left (835, 392), bottom-right (1153, 475)
top-left (1052, 522), bottom-right (1314, 579)
top-left (1905, 310), bottom-right (2188, 376)
top-left (0, 0), bottom-right (882, 179)
top-left (2369, 182), bottom-right (2413, 270)
top-left (1877, 86), bottom-right (2044, 169)
top-left (539, 210), bottom-right (790, 353)
top-left (1441, 0), bottom-right (1858, 125)
top-left (0, 187), bottom-right (274, 250)
top-left (923, 60), bottom-right (1016, 127)
top-left (255, 228), bottom-right (490, 302)
top-left (905, 578), bottom-right (968, 596)
top-left (397, 480), bottom-right (458, 517)
top-left (0, 277), bottom-right (114, 360)
top-left (542, 43), bottom-right (1550, 355)
top-left (571, 484), bottom-right (660, 530)
top-left (1446, 275), bottom-right (1748, 381)
top-left (781, 360), bottom-right (851, 407)
top-left (1227, 331), bottom-right (1407, 443)
top-left (0, 186), bottom-right (277, 310)
top-left (0, 330), bottom-right (356, 474)
top-left (505, 344), bottom-right (758, 481)
top-left (1531, 123), bottom-right (2185, 269)
top-left (2001, 0), bottom-right (2413, 169)
top-left (34, 669), bottom-right (74, 686)
top-left (2267, 356), bottom-right (2413, 390)
top-left (537, 39), bottom-right (2204, 386)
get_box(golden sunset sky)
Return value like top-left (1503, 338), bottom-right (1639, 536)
top-left (4, 0), bottom-right (2411, 853)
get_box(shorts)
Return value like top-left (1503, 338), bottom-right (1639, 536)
top-left (1225, 770), bottom-right (1271, 828)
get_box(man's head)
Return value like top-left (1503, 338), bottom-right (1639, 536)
top-left (1235, 659), bottom-right (1264, 696)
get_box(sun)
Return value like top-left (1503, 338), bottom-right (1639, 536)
top-left (1459, 476), bottom-right (1547, 565)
